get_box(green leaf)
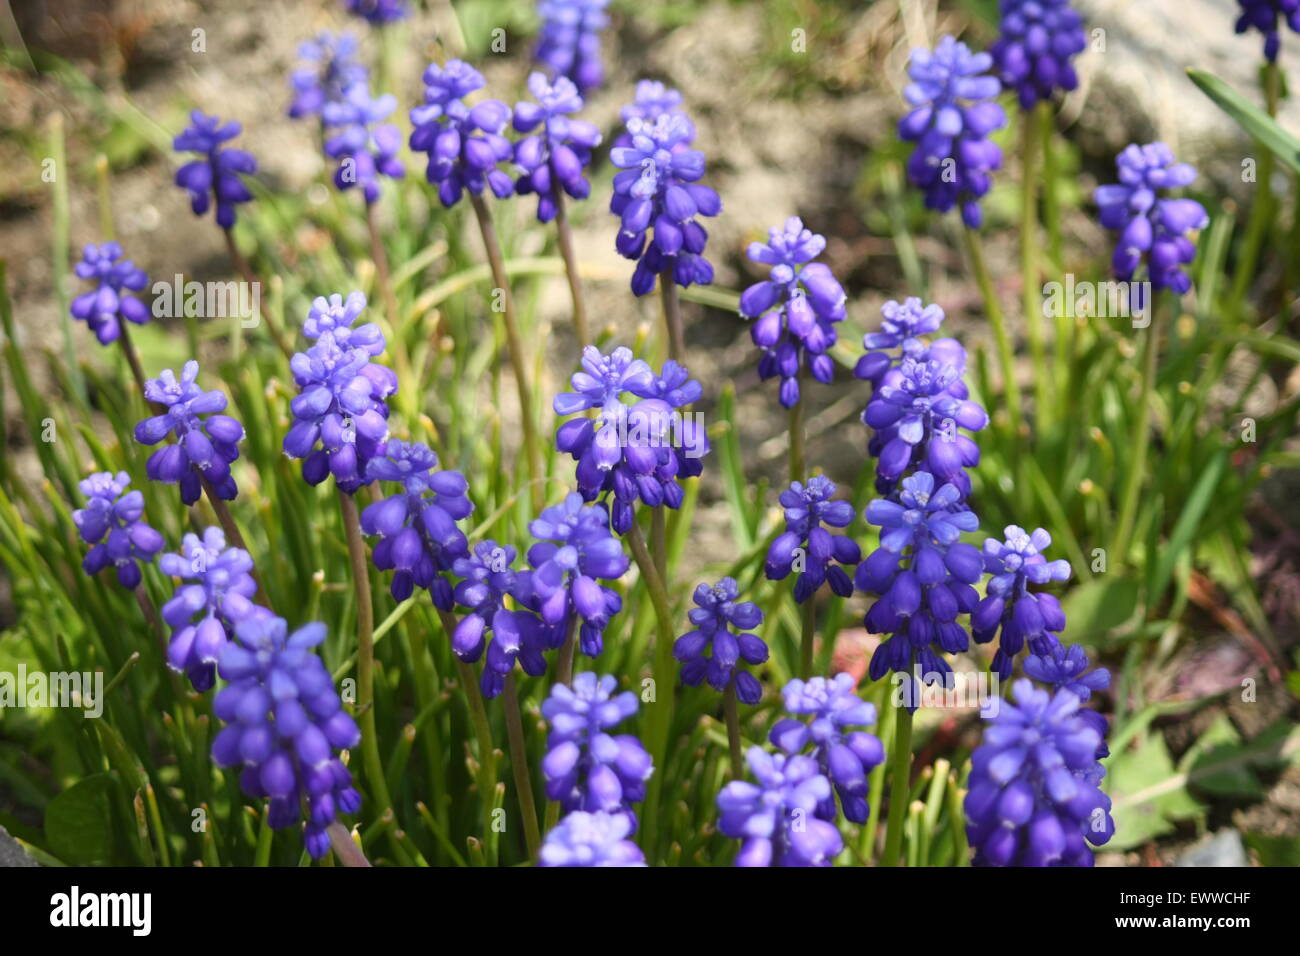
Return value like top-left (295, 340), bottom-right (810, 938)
top-left (43, 772), bottom-right (120, 866)
top-left (1244, 831), bottom-right (1300, 866)
top-left (1177, 714), bottom-right (1264, 799)
top-left (1059, 575), bottom-right (1140, 641)
top-left (1187, 69), bottom-right (1300, 175)
top-left (1107, 734), bottom-right (1203, 851)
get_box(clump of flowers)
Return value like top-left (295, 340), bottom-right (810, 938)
top-left (898, 36), bottom-right (1007, 228)
top-left (1234, 0), bottom-right (1300, 61)
top-left (964, 679), bottom-right (1114, 866)
top-left (854, 297), bottom-right (947, 387)
top-left (539, 811), bottom-right (647, 866)
top-left (161, 527), bottom-right (261, 692)
top-left (69, 242), bottom-right (150, 345)
top-left (360, 440), bottom-right (473, 606)
top-left (1026, 643), bottom-right (1111, 758)
top-left (674, 578), bottom-right (767, 704)
top-left (739, 217), bottom-right (848, 408)
top-left (535, 0), bottom-right (611, 94)
top-left (344, 0), bottom-right (408, 24)
top-left (1094, 142), bottom-right (1208, 294)
top-left (72, 471), bottom-right (164, 590)
top-left (173, 110), bottom-right (257, 229)
top-left (609, 112), bottom-right (720, 295)
top-left (408, 60), bottom-right (514, 208)
top-left (541, 672), bottom-right (654, 824)
top-left (323, 83), bottom-right (405, 204)
top-left (212, 616), bottom-right (362, 860)
top-left (769, 674), bottom-right (884, 823)
top-left (512, 72), bottom-right (603, 222)
top-left (765, 476), bottom-right (861, 603)
top-left (716, 746), bottom-right (843, 867)
top-left (972, 526), bottom-right (1072, 679)
top-left (990, 0), bottom-right (1087, 109)
top-left (288, 31), bottom-right (367, 120)
top-left (135, 360), bottom-right (245, 505)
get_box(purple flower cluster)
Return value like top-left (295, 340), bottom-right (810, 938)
top-left (990, 0), bottom-right (1087, 110)
top-left (1094, 142), bottom-right (1207, 294)
top-left (765, 476), bottom-right (861, 603)
top-left (70, 242), bottom-right (150, 345)
top-left (965, 679), bottom-right (1114, 866)
top-left (323, 83), bottom-right (405, 204)
top-left (512, 72), bottom-right (602, 222)
top-left (535, 0), bottom-right (610, 94)
top-left (541, 672), bottom-right (654, 825)
top-left (716, 746), bottom-right (843, 867)
top-left (408, 60), bottom-right (514, 208)
top-left (161, 527), bottom-right (261, 692)
top-left (1026, 643), bottom-right (1112, 758)
top-left (674, 578), bottom-right (767, 704)
top-left (972, 526), bottom-right (1072, 679)
top-left (553, 346), bottom-right (708, 535)
top-left (739, 217), bottom-right (848, 408)
top-left (283, 292), bottom-right (396, 492)
top-left (769, 674), bottom-right (884, 824)
top-left (72, 471), bottom-right (164, 589)
top-left (610, 112), bottom-right (720, 295)
top-left (344, 0), bottom-right (408, 24)
top-left (1235, 0), bottom-right (1300, 61)
top-left (212, 616), bottom-right (362, 859)
top-left (853, 297), bottom-right (945, 387)
top-left (360, 440), bottom-right (472, 605)
top-left (539, 811), bottom-right (646, 866)
top-left (899, 36), bottom-right (1007, 228)
top-left (288, 32), bottom-right (367, 120)
top-left (173, 111), bottom-right (257, 229)
top-left (857, 472), bottom-right (983, 691)
top-left (135, 360), bottom-right (245, 506)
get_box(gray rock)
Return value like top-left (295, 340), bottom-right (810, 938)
top-left (0, 824), bottom-right (38, 867)
top-left (1175, 829), bottom-right (1249, 867)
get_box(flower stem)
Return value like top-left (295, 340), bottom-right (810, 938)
top-left (1041, 108), bottom-right (1072, 403)
top-left (1230, 61), bottom-right (1280, 311)
top-left (449, 647), bottom-right (500, 864)
top-left (366, 202), bottom-right (401, 329)
top-left (659, 270), bottom-right (685, 361)
top-left (327, 821), bottom-right (372, 867)
top-left (116, 321), bottom-right (150, 401)
top-left (469, 193), bottom-right (543, 513)
top-left (553, 189), bottom-right (590, 347)
top-left (555, 616), bottom-right (578, 687)
top-left (1021, 106), bottom-right (1050, 421)
top-left (502, 671), bottom-right (542, 861)
top-left (880, 696), bottom-right (914, 867)
top-left (222, 228), bottom-right (293, 360)
top-left (338, 489), bottom-right (395, 819)
top-left (1109, 304), bottom-right (1165, 566)
top-left (788, 394), bottom-right (805, 486)
top-left (962, 225), bottom-right (1023, 439)
top-left (626, 516), bottom-right (677, 858)
top-left (799, 594), bottom-right (816, 680)
top-left (722, 682), bottom-right (744, 778)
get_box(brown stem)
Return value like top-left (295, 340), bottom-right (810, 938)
top-left (133, 584), bottom-right (166, 650)
top-left (327, 821), bottom-right (373, 867)
top-left (117, 322), bottom-right (150, 400)
top-left (658, 269), bottom-right (684, 361)
top-left (502, 671), bottom-right (542, 861)
top-left (222, 228), bottom-right (293, 360)
top-left (723, 682), bottom-right (744, 778)
top-left (552, 189), bottom-right (590, 347)
top-left (555, 616), bottom-right (578, 687)
top-left (366, 203), bottom-right (401, 327)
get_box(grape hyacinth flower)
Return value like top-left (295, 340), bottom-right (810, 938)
top-left (553, 346), bottom-right (708, 535)
top-left (1234, 0), bottom-right (1300, 61)
top-left (739, 217), bottom-right (848, 407)
top-left (302, 291), bottom-right (385, 353)
top-left (344, 0), bottom-right (408, 24)
top-left (990, 0), bottom-right (1087, 110)
top-left (674, 579), bottom-right (768, 704)
top-left (609, 112), bottom-right (721, 295)
top-left (69, 242), bottom-right (150, 345)
top-left (512, 72), bottom-right (603, 222)
top-left (716, 746), bottom-right (843, 867)
top-left (898, 36), bottom-right (1007, 228)
top-left (323, 83), bottom-right (405, 204)
top-left (853, 296), bottom-right (947, 388)
top-left (283, 301), bottom-right (396, 493)
top-left (765, 476), bottom-right (861, 603)
top-left (1094, 143), bottom-right (1208, 294)
top-left (964, 679), bottom-right (1114, 866)
top-left (408, 60), bottom-right (514, 208)
top-left (161, 527), bottom-right (261, 692)
top-left (535, 0), bottom-right (611, 94)
top-left (135, 360), bottom-right (245, 505)
top-left (520, 493), bottom-right (628, 658)
top-left (972, 526), bottom-right (1073, 679)
top-left (212, 615), bottom-right (362, 860)
top-left (173, 110), bottom-right (257, 229)
top-left (539, 811), bottom-right (647, 867)
top-left (1025, 643), bottom-right (1111, 758)
top-left (450, 540), bottom-right (551, 699)
top-left (360, 440), bottom-right (473, 605)
top-left (769, 674), bottom-right (884, 824)
top-left (72, 471), bottom-right (164, 589)
top-left (288, 32), bottom-right (367, 120)
top-left (541, 672), bottom-right (654, 824)
top-left (619, 80), bottom-right (690, 136)
top-left (857, 472), bottom-right (984, 692)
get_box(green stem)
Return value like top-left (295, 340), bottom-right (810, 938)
top-left (1041, 104), bottom-right (1063, 275)
top-left (469, 193), bottom-right (543, 513)
top-left (880, 698), bottom-right (914, 867)
top-left (1230, 62), bottom-right (1280, 312)
top-left (222, 228), bottom-right (293, 360)
top-left (962, 225), bottom-right (1024, 439)
top-left (723, 683), bottom-right (744, 777)
top-left (788, 392), bottom-right (805, 486)
top-left (659, 270), bottom-right (685, 361)
top-left (799, 593), bottom-right (816, 680)
top-left (502, 672), bottom-right (542, 861)
top-left (1021, 106), bottom-right (1050, 421)
top-left (450, 650), bottom-right (500, 864)
top-left (553, 189), bottom-right (590, 347)
top-left (1109, 305), bottom-right (1165, 566)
